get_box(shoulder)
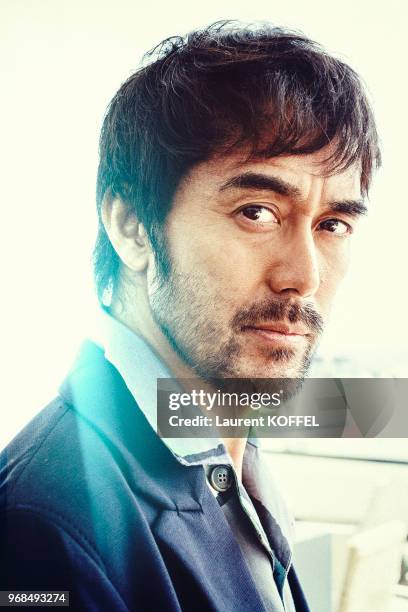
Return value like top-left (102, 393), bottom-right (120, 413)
top-left (0, 399), bottom-right (130, 607)
top-left (1, 396), bottom-right (113, 512)
top-left (0, 393), bottom-right (162, 607)
top-left (1, 397), bottom-right (71, 505)
top-left (0, 388), bottom-right (149, 561)
top-left (0, 343), bottom-right (178, 609)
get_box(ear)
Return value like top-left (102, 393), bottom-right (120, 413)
top-left (101, 196), bottom-right (150, 273)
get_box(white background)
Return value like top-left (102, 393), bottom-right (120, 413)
top-left (1, 0), bottom-right (408, 448)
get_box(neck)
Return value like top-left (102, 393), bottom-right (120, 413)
top-left (109, 295), bottom-right (249, 477)
top-left (221, 437), bottom-right (248, 480)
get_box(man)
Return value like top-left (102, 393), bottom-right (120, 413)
top-left (0, 21), bottom-right (379, 611)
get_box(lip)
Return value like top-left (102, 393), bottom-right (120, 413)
top-left (243, 322), bottom-right (309, 336)
top-left (242, 324), bottom-right (309, 345)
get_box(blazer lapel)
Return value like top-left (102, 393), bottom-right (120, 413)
top-left (152, 486), bottom-right (267, 612)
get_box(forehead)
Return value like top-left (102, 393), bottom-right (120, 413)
top-left (178, 147), bottom-right (362, 202)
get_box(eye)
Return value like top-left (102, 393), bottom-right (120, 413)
top-left (318, 218), bottom-right (352, 236)
top-left (238, 205), bottom-right (278, 225)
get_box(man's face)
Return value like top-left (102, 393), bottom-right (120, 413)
top-left (147, 148), bottom-right (364, 381)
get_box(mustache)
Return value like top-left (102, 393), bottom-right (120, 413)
top-left (232, 298), bottom-right (324, 335)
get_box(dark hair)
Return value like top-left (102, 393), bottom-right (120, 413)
top-left (94, 20), bottom-right (380, 302)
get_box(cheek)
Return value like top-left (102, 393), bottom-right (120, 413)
top-left (318, 244), bottom-right (351, 306)
top-left (168, 222), bottom-right (263, 292)
top-left (332, 242), bottom-right (351, 280)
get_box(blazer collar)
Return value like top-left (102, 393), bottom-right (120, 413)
top-left (59, 340), bottom-right (207, 512)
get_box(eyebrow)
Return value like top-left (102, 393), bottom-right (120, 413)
top-left (219, 172), bottom-right (302, 198)
top-left (219, 171), bottom-right (367, 217)
top-left (327, 200), bottom-right (367, 217)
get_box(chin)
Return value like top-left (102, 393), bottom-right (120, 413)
top-left (238, 353), bottom-right (305, 379)
top-left (269, 359), bottom-right (306, 377)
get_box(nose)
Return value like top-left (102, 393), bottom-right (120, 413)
top-left (266, 226), bottom-right (321, 298)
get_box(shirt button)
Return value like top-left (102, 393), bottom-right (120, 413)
top-left (209, 465), bottom-right (233, 492)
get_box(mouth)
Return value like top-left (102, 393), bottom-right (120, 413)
top-left (241, 323), bottom-right (310, 346)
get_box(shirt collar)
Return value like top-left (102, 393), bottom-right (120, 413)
top-left (89, 308), bottom-right (240, 463)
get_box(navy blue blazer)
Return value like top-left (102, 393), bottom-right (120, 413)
top-left (0, 341), bottom-right (309, 611)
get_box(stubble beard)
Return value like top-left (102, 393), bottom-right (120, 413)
top-left (148, 261), bottom-right (323, 397)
